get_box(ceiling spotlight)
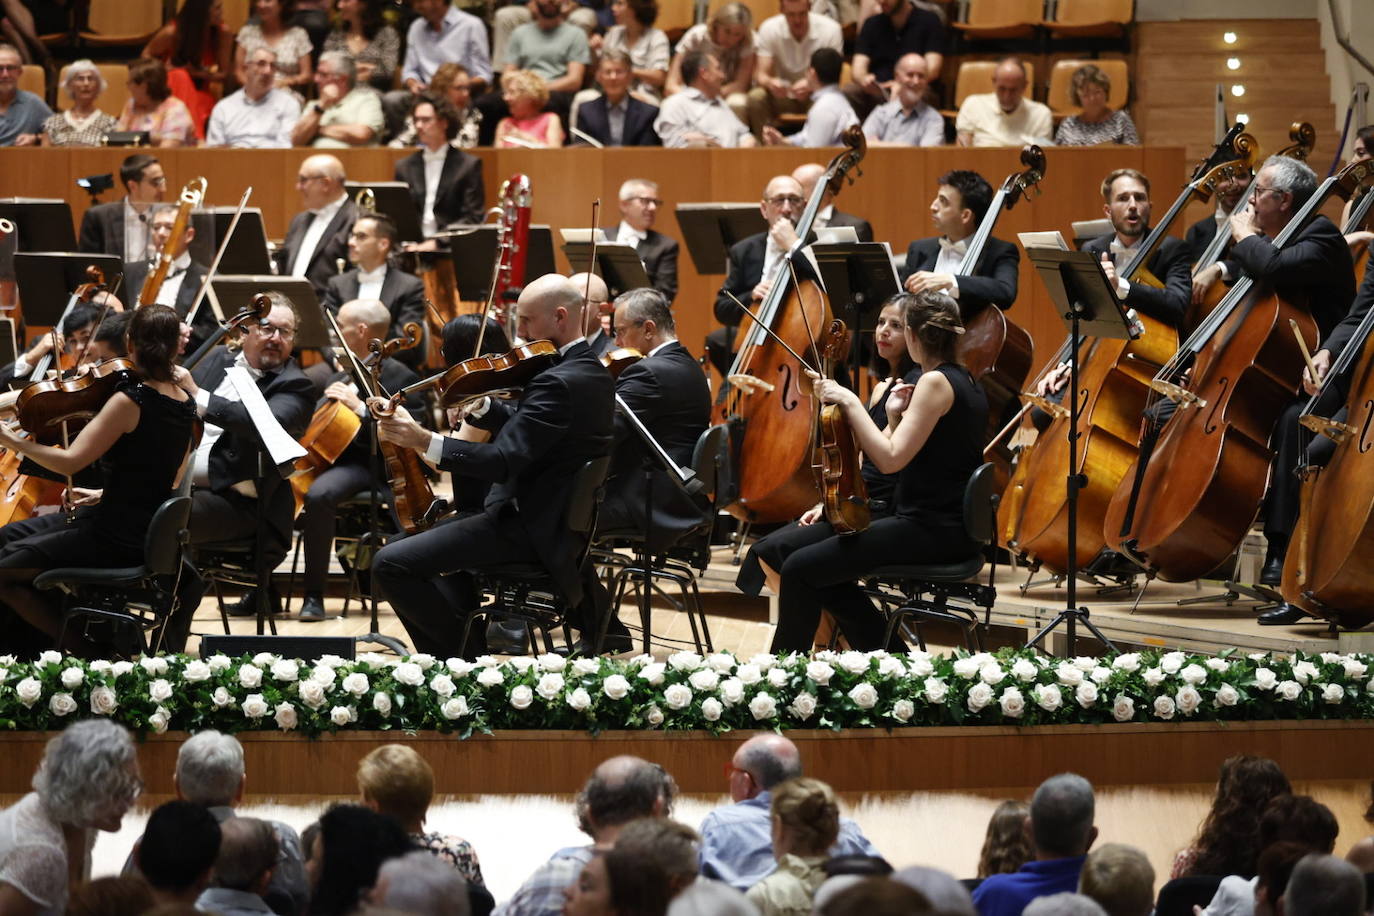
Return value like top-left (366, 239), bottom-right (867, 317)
top-left (1231, 84), bottom-right (1246, 98)
top-left (1227, 57), bottom-right (1241, 70)
top-left (1223, 31), bottom-right (1237, 44)
top-left (1236, 113), bottom-right (1250, 124)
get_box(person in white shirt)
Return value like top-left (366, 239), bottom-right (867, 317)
top-left (609, 177), bottom-right (679, 302)
top-left (761, 48), bottom-right (855, 147)
top-left (862, 52), bottom-right (943, 147)
top-left (747, 0), bottom-right (842, 136)
top-left (654, 50), bottom-right (756, 148)
top-left (955, 56), bottom-right (1053, 148)
top-left (205, 47), bottom-right (301, 148)
top-left (274, 154), bottom-right (358, 296)
top-left (291, 51), bottom-right (384, 148)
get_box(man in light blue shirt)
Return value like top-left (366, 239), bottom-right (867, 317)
top-left (698, 734), bottom-right (880, 890)
top-left (195, 818), bottom-right (278, 916)
top-left (863, 52), bottom-right (944, 147)
top-left (0, 42), bottom-right (50, 146)
top-left (384, 0), bottom-right (491, 138)
top-left (762, 48), bottom-right (857, 149)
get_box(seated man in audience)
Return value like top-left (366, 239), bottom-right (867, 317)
top-left (78, 153), bottom-right (166, 262)
top-left (292, 52), bottom-right (384, 148)
top-left (608, 178), bottom-right (679, 303)
top-left (761, 48), bottom-right (856, 148)
top-left (747, 0), bottom-right (843, 137)
top-left (493, 0), bottom-right (598, 71)
top-left (863, 53), bottom-right (944, 147)
top-left (476, 0), bottom-right (589, 145)
top-left (205, 47), bottom-right (300, 148)
top-left (0, 42), bottom-right (49, 146)
top-left (956, 57), bottom-right (1053, 148)
top-left (846, 0), bottom-right (944, 121)
top-left (370, 851), bottom-right (476, 916)
top-left (972, 773), bottom-right (1098, 915)
top-left (385, 0), bottom-right (493, 140)
top-left (196, 818), bottom-right (280, 916)
top-left (274, 154), bottom-right (358, 298)
top-left (1076, 843), bottom-right (1153, 916)
top-left (793, 162), bottom-right (872, 241)
top-left (321, 213), bottom-right (426, 370)
top-left (655, 51), bottom-right (756, 149)
top-left (1282, 853), bottom-right (1366, 916)
top-left (700, 734), bottom-right (877, 891)
top-left (574, 52), bottom-right (661, 147)
top-left (497, 755), bottom-right (677, 915)
top-left (135, 801), bottom-right (223, 909)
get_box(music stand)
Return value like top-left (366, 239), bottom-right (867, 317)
top-left (0, 199), bottom-right (77, 252)
top-left (14, 252), bottom-right (124, 326)
top-left (344, 182), bottom-right (424, 243)
top-left (1023, 247), bottom-right (1137, 656)
top-left (210, 276), bottom-right (331, 352)
top-left (447, 225), bottom-right (556, 300)
top-left (812, 241), bottom-right (901, 337)
top-left (674, 203), bottom-right (767, 274)
top-left (188, 207), bottom-right (272, 275)
top-left (561, 240), bottom-right (651, 296)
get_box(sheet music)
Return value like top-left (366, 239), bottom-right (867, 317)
top-left (1017, 230), bottom-right (1070, 251)
top-left (225, 366), bottom-right (307, 472)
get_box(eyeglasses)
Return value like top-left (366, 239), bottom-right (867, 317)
top-left (1252, 185), bottom-right (1286, 198)
top-left (629, 196), bottom-right (663, 207)
top-left (296, 174), bottom-right (326, 185)
top-left (144, 176), bottom-right (168, 186)
top-left (723, 762), bottom-right (756, 783)
top-left (253, 322), bottom-right (296, 338)
top-left (766, 195), bottom-right (805, 207)
top-left (0, 64), bottom-right (22, 73)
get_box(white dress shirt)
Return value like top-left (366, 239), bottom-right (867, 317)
top-left (616, 221), bottom-right (647, 247)
top-left (192, 353), bottom-right (265, 492)
top-left (123, 199), bottom-right (152, 262)
top-left (290, 192), bottom-right (348, 278)
top-left (154, 251), bottom-right (192, 307)
top-left (356, 264), bottom-right (387, 301)
top-left (420, 145), bottom-right (447, 237)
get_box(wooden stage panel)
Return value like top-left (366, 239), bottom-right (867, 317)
top-left (0, 146), bottom-right (1186, 373)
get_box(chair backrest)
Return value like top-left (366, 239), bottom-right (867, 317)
top-left (56, 64), bottom-right (132, 122)
top-left (1047, 58), bottom-right (1130, 114)
top-left (18, 65), bottom-right (44, 99)
top-left (1154, 875), bottom-right (1224, 916)
top-left (143, 496), bottom-right (194, 577)
top-left (962, 462), bottom-right (997, 546)
top-left (690, 423), bottom-right (735, 512)
top-left (85, 0), bottom-right (165, 38)
top-left (1053, 0), bottom-right (1132, 27)
top-left (954, 60), bottom-right (1037, 107)
top-left (567, 456), bottom-right (614, 538)
top-left (963, 0), bottom-right (1044, 27)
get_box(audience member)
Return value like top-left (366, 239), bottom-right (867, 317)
top-left (67, 876), bottom-right (156, 916)
top-left (761, 48), bottom-right (855, 147)
top-left (599, 0), bottom-right (670, 104)
top-left (117, 57), bottom-right (198, 147)
top-left (276, 153), bottom-right (358, 296)
top-left (819, 878), bottom-right (931, 915)
top-left (197, 817), bottom-right (280, 916)
top-left (78, 152), bottom-right (166, 260)
top-left (656, 50), bottom-right (755, 148)
top-left (699, 735), bottom-right (878, 891)
top-left (666, 878), bottom-right (760, 916)
top-left (1076, 844), bottom-right (1152, 916)
top-left (492, 0), bottom-right (599, 71)
top-left (388, 0), bottom-right (492, 140)
top-left (142, 0), bottom-right (234, 134)
top-left (1243, 842), bottom-right (1313, 916)
top-left (847, 0), bottom-right (944, 121)
top-left (607, 178), bottom-right (679, 302)
top-left (370, 850), bottom-right (473, 916)
top-left (308, 804), bottom-right (412, 916)
top-left (862, 53), bottom-right (942, 147)
top-left (0, 41), bottom-right (49, 145)
top-left (574, 52), bottom-right (661, 146)
top-left (746, 777), bottom-right (840, 916)
top-left (206, 46), bottom-right (301, 147)
top-left (40, 59), bottom-right (117, 146)
top-left (955, 57), bottom-right (1052, 148)
top-left (667, 3), bottom-right (755, 123)
top-left (393, 94), bottom-right (486, 237)
top-left (136, 801), bottom-right (224, 907)
top-left (1172, 755), bottom-right (1291, 879)
top-left (892, 866), bottom-right (975, 916)
top-left (971, 774), bottom-right (1097, 916)
top-left (1197, 795), bottom-right (1339, 916)
top-left (747, 0), bottom-right (842, 136)
top-left (292, 50), bottom-right (384, 147)
top-left (234, 0), bottom-right (313, 90)
top-left (387, 62), bottom-right (484, 149)
top-left (597, 818), bottom-right (700, 914)
top-left (1282, 853), bottom-right (1365, 916)
top-left (0, 720), bottom-right (141, 913)
top-left (977, 801), bottom-right (1033, 879)
top-left (495, 69), bottom-right (564, 147)
top-left (323, 0), bottom-right (401, 92)
top-left (1021, 894), bottom-right (1108, 916)
top-left (498, 755), bottom-right (677, 915)
top-left (1054, 65), bottom-right (1140, 147)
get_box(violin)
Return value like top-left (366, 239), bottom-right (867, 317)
top-left (813, 320), bottom-right (868, 534)
top-left (139, 177), bottom-right (206, 308)
top-left (13, 357), bottom-right (135, 446)
top-left (395, 340), bottom-right (560, 409)
top-left (601, 347), bottom-right (643, 378)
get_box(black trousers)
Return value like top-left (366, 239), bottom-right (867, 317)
top-left (190, 486), bottom-right (294, 569)
top-left (300, 461), bottom-right (376, 594)
top-left (1263, 390), bottom-right (1344, 549)
top-left (705, 327), bottom-right (736, 378)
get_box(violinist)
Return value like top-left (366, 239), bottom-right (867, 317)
top-left (320, 212), bottom-right (426, 371)
top-left (765, 291), bottom-right (987, 653)
top-left (123, 204), bottom-right (217, 352)
top-left (0, 305), bottom-right (196, 655)
top-left (899, 170), bottom-right (1018, 320)
top-left (294, 299), bottom-right (425, 623)
top-left (436, 313), bottom-right (512, 516)
top-left (571, 271), bottom-right (614, 358)
top-left (0, 303), bottom-right (102, 390)
top-left (1342, 125), bottom-right (1374, 257)
top-left (738, 295), bottom-right (920, 600)
top-left (369, 274), bottom-right (614, 657)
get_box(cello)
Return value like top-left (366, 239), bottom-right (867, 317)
top-left (999, 127), bottom-right (1258, 577)
top-left (714, 126), bottom-right (866, 524)
top-left (1102, 156), bottom-right (1374, 583)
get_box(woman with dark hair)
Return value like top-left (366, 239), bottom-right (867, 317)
top-left (0, 305), bottom-right (197, 652)
top-left (142, 0), bottom-right (234, 136)
top-left (599, 0), bottom-right (669, 104)
top-left (116, 58), bottom-right (198, 147)
top-left (306, 804), bottom-right (412, 916)
top-left (977, 801), bottom-right (1033, 879)
top-left (234, 0), bottom-right (313, 90)
top-left (322, 0), bottom-right (400, 92)
top-left (1172, 755), bottom-right (1292, 879)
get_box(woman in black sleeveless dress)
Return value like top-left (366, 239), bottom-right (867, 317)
top-left (769, 291), bottom-right (989, 653)
top-left (0, 305), bottom-right (198, 649)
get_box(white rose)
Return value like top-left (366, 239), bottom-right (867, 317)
top-left (668, 652), bottom-right (703, 672)
top-left (966, 682), bottom-right (994, 713)
top-left (646, 706), bottom-right (664, 726)
top-left (310, 664), bottom-right (337, 687)
top-left (476, 654), bottom-right (500, 668)
top-left (628, 654), bottom-right (654, 668)
top-left (1000, 687), bottom-right (1026, 718)
top-left (573, 658), bottom-right (601, 677)
top-left (1292, 661), bottom-right (1318, 685)
top-left (206, 655), bottom-right (231, 672)
top-left (968, 652), bottom-right (994, 667)
top-left (1011, 658), bottom-right (1038, 683)
top-left (89, 685), bottom-right (118, 715)
top-left (1343, 658), bottom-right (1369, 681)
top-left (330, 706), bottom-right (353, 726)
top-left (1206, 658), bottom-right (1230, 673)
top-left (719, 678), bottom-right (745, 706)
top-left (148, 706), bottom-right (170, 734)
top-left (1321, 652), bottom-right (1343, 664)
top-left (1142, 667), bottom-right (1165, 688)
top-left (441, 696), bottom-right (471, 719)
top-left (1254, 667), bottom-right (1278, 690)
top-left (112, 660), bottom-right (136, 679)
top-left (788, 691), bottom-right (817, 720)
top-left (1112, 694), bottom-right (1135, 722)
top-left (511, 658), bottom-right (539, 675)
top-left (1249, 652), bottom-right (1270, 661)
top-left (638, 663), bottom-right (666, 686)
top-left (1322, 683), bottom-right (1345, 704)
top-left (274, 703), bottom-right (298, 731)
top-left (891, 699), bottom-right (915, 722)
top-left (707, 653), bottom-right (737, 673)
top-left (49, 692), bottom-right (76, 716)
top-left (251, 651), bottom-right (276, 666)
top-left (85, 660), bottom-right (109, 675)
top-left (429, 674), bottom-right (456, 698)
top-left (537, 653), bottom-right (566, 673)
top-left (1215, 683), bottom-right (1240, 707)
top-left (238, 665), bottom-right (263, 689)
top-left (1055, 663), bottom-right (1084, 687)
top-left (848, 682), bottom-right (879, 709)
top-left (241, 694), bottom-right (269, 718)
top-left (838, 651), bottom-right (869, 675)
top-left (1152, 695), bottom-right (1176, 719)
top-left (736, 664), bottom-right (763, 686)
top-left (1160, 651), bottom-right (1187, 674)
top-left (907, 651), bottom-right (934, 677)
top-left (1276, 680), bottom-right (1303, 701)
top-left (566, 688), bottom-right (591, 712)
top-left (953, 657), bottom-right (981, 680)
top-left (211, 686), bottom-right (233, 708)
top-left (271, 659), bottom-right (300, 683)
top-left (536, 672), bottom-right (565, 700)
top-left (476, 667), bottom-right (504, 687)
top-left (813, 649), bottom-right (838, 662)
top-left (1071, 656), bottom-right (1095, 671)
top-left (408, 653), bottom-right (436, 670)
top-left (393, 663), bottom-right (424, 686)
top-left (979, 664), bottom-right (1006, 686)
top-left (767, 667), bottom-right (789, 689)
top-left (373, 692), bottom-right (393, 716)
top-left (510, 685), bottom-right (534, 709)
top-left (602, 675), bottom-right (630, 700)
top-left (1112, 653), bottom-right (1142, 673)
top-left (342, 673), bottom-right (370, 696)
top-left (664, 683), bottom-right (693, 710)
top-left (38, 650), bottom-right (62, 666)
top-left (689, 669), bottom-right (720, 692)
top-left (58, 667), bottom-right (84, 690)
top-left (1090, 666), bottom-right (1112, 685)
top-left (1034, 683), bottom-right (1064, 712)
top-left (140, 656), bottom-right (170, 675)
top-left (15, 677), bottom-right (42, 707)
top-left (183, 660), bottom-right (211, 683)
top-left (924, 677), bottom-right (949, 704)
top-left (1180, 664), bottom-right (1207, 686)
top-left (298, 680), bottom-right (327, 709)
top-left (701, 697), bottom-right (724, 721)
top-left (806, 661), bottom-right (835, 686)
top-left (149, 679), bottom-right (173, 703)
top-left (748, 691), bottom-right (778, 720)
top-left (1175, 685), bottom-right (1202, 716)
top-left (752, 652), bottom-right (782, 668)
top-left (1075, 682), bottom-right (1099, 708)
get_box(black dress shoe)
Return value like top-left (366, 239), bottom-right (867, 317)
top-left (1258, 603), bottom-right (1309, 626)
top-left (227, 590), bottom-right (283, 618)
top-left (563, 632), bottom-right (636, 656)
top-left (297, 596), bottom-right (334, 622)
top-left (1258, 557), bottom-right (1284, 587)
top-left (485, 620), bottom-right (529, 655)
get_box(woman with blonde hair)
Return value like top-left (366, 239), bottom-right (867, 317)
top-left (666, 2), bottom-right (755, 120)
top-left (746, 777), bottom-right (841, 915)
top-left (977, 800), bottom-right (1033, 879)
top-left (495, 69), bottom-right (563, 148)
top-left (41, 60), bottom-right (117, 146)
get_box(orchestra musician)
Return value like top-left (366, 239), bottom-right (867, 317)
top-left (320, 212), bottom-right (427, 371)
top-left (765, 291), bottom-right (987, 652)
top-left (369, 274), bottom-right (613, 658)
top-left (77, 153), bottom-right (167, 262)
top-left (0, 303), bottom-right (102, 390)
top-left (570, 271), bottom-right (614, 358)
top-left (607, 179), bottom-right (680, 305)
top-left (123, 203), bottom-right (217, 352)
top-left (899, 170), bottom-right (1018, 320)
top-left (0, 305), bottom-right (196, 656)
top-left (293, 299), bottom-right (424, 623)
top-left (393, 92), bottom-right (486, 236)
top-left (274, 154), bottom-right (359, 298)
top-left (792, 162), bottom-right (872, 241)
top-left (1342, 125), bottom-right (1374, 257)
top-left (1185, 169), bottom-right (1247, 263)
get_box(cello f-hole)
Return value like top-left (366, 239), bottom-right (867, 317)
top-left (1359, 400), bottom-right (1374, 453)
top-left (1203, 377), bottom-right (1230, 435)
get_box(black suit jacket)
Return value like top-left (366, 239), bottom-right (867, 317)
top-left (273, 200), bottom-right (359, 297)
top-left (604, 225), bottom-right (680, 304)
top-left (575, 95), bottom-right (661, 147)
top-left (1081, 233), bottom-right (1191, 330)
top-left (394, 146), bottom-right (485, 230)
top-left (1223, 214), bottom-right (1355, 341)
top-left (78, 201), bottom-right (131, 259)
top-left (714, 232), bottom-right (820, 326)
top-left (826, 209), bottom-right (873, 243)
top-left (442, 340), bottom-right (614, 604)
top-left (900, 235), bottom-right (1020, 319)
top-left (320, 266), bottom-right (428, 368)
top-left (1321, 254), bottom-right (1374, 365)
top-left (123, 258), bottom-right (219, 351)
top-left (585, 329), bottom-right (615, 358)
top-left (1185, 213), bottom-right (1225, 264)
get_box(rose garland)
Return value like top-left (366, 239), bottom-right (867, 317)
top-left (1, 647), bottom-right (1371, 737)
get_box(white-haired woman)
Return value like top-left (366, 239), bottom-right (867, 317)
top-left (0, 720), bottom-right (143, 915)
top-left (40, 61), bottom-right (118, 147)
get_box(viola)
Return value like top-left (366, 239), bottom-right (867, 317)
top-left (601, 347), bottom-right (643, 378)
top-left (182, 293), bottom-right (273, 370)
top-left (813, 319), bottom-right (868, 534)
top-left (367, 322), bottom-right (444, 534)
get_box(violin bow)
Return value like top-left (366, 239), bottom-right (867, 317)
top-left (185, 186), bottom-right (253, 330)
top-left (583, 198), bottom-right (600, 339)
top-left (723, 291), bottom-right (818, 374)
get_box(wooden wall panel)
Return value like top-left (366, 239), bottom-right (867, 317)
top-left (0, 146), bottom-right (1188, 373)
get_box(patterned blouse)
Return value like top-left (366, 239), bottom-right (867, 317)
top-left (236, 23), bottom-right (314, 78)
top-left (601, 26), bottom-right (670, 103)
top-left (674, 23), bottom-right (756, 88)
top-left (116, 96), bottom-right (197, 146)
top-left (1054, 108), bottom-right (1140, 146)
top-left (323, 25), bottom-right (402, 90)
top-left (412, 831), bottom-right (485, 887)
top-left (42, 110), bottom-right (118, 147)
